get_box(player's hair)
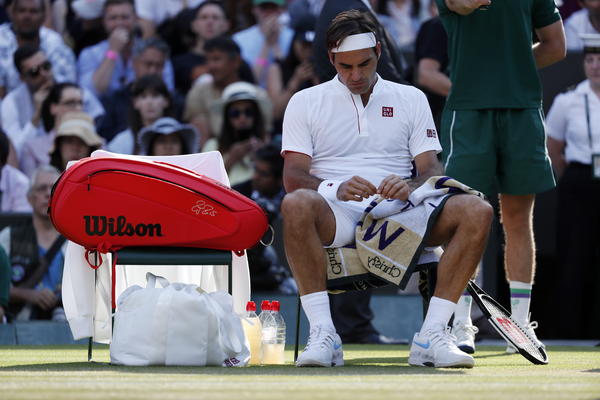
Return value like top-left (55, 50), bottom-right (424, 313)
top-left (326, 10), bottom-right (379, 52)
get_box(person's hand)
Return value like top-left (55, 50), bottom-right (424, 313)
top-left (292, 61), bottom-right (314, 83)
top-left (260, 15), bottom-right (280, 47)
top-left (108, 27), bottom-right (130, 53)
top-left (377, 175), bottom-right (410, 201)
top-left (227, 139), bottom-right (254, 165)
top-left (337, 176), bottom-right (377, 201)
top-left (30, 288), bottom-right (59, 311)
top-left (32, 81), bottom-right (52, 109)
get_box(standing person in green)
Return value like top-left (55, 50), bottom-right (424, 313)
top-left (436, 0), bottom-right (566, 354)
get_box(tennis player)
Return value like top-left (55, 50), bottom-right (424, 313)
top-left (281, 10), bottom-right (493, 368)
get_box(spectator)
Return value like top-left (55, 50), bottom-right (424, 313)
top-left (565, 0), bottom-right (600, 51)
top-left (49, 111), bottom-right (103, 171)
top-left (414, 15), bottom-right (448, 130)
top-left (266, 27), bottom-right (319, 134)
top-left (20, 82), bottom-right (84, 177)
top-left (77, 0), bottom-right (175, 97)
top-left (375, 0), bottom-right (433, 49)
top-left (0, 0), bottom-right (76, 98)
top-left (546, 34), bottom-right (600, 338)
top-left (0, 165), bottom-right (65, 321)
top-left (137, 117), bottom-right (199, 156)
top-left (69, 0), bottom-right (108, 56)
top-left (437, 0), bottom-right (565, 354)
top-left (0, 128), bottom-right (31, 212)
top-left (135, 0), bottom-right (204, 39)
top-left (97, 37), bottom-right (174, 141)
top-left (232, 143), bottom-right (296, 293)
top-left (107, 75), bottom-right (175, 154)
top-left (1, 45), bottom-right (104, 158)
top-left (203, 81), bottom-right (268, 186)
top-left (233, 0), bottom-right (294, 87)
top-left (172, 1), bottom-right (232, 94)
top-left (0, 246), bottom-right (9, 323)
top-left (184, 36), bottom-right (272, 146)
top-left (312, 0), bottom-right (407, 84)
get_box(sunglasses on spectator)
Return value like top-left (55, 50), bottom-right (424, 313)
top-left (25, 60), bottom-right (52, 78)
top-left (228, 108), bottom-right (255, 119)
top-left (59, 99), bottom-right (84, 107)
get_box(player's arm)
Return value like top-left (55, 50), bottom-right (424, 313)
top-left (378, 151), bottom-right (443, 200)
top-left (445, 0), bottom-right (491, 15)
top-left (533, 20), bottom-right (566, 69)
top-left (283, 152), bottom-right (377, 201)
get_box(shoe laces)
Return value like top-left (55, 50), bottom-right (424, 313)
top-left (454, 322), bottom-right (479, 336)
top-left (304, 326), bottom-right (336, 351)
top-left (428, 326), bottom-right (458, 347)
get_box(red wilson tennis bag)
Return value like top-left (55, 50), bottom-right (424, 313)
top-left (48, 157), bottom-right (268, 254)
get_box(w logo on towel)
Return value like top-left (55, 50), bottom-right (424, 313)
top-left (362, 220), bottom-right (405, 251)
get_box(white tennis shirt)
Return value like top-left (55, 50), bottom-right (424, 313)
top-left (282, 74), bottom-right (442, 187)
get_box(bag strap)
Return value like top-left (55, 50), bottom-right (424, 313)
top-left (21, 235), bottom-right (66, 289)
top-left (145, 272), bottom-right (170, 288)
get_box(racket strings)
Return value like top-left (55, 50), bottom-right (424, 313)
top-left (481, 297), bottom-right (545, 359)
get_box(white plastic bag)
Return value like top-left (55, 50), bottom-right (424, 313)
top-left (110, 272), bottom-right (249, 367)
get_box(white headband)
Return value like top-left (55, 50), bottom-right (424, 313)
top-left (331, 32), bottom-right (376, 53)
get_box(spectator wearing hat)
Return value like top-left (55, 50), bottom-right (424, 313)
top-left (184, 36), bottom-right (272, 147)
top-left (0, 128), bottom-right (31, 213)
top-left (0, 0), bottom-right (76, 98)
top-left (565, 0), bottom-right (600, 51)
top-left (233, 0), bottom-right (294, 87)
top-left (203, 81), bottom-right (269, 186)
top-left (267, 27), bottom-right (319, 134)
top-left (138, 117), bottom-right (199, 156)
top-left (107, 75), bottom-right (176, 155)
top-left (546, 34), bottom-right (600, 338)
top-left (77, 0), bottom-right (175, 97)
top-left (20, 82), bottom-right (86, 177)
top-left (49, 111), bottom-right (103, 171)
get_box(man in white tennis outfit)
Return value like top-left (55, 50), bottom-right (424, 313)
top-left (281, 10), bottom-right (493, 368)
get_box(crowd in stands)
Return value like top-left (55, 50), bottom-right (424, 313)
top-left (0, 0), bottom-right (597, 341)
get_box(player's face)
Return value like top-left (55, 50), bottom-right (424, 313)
top-left (329, 44), bottom-right (380, 95)
top-left (584, 53), bottom-right (600, 86)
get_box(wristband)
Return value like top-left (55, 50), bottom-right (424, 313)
top-left (105, 50), bottom-right (118, 61)
top-left (317, 180), bottom-right (342, 202)
top-left (255, 57), bottom-right (268, 67)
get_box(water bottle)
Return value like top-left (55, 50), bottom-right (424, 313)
top-left (241, 301), bottom-right (262, 365)
top-left (262, 300), bottom-right (285, 364)
top-left (258, 300), bottom-right (272, 326)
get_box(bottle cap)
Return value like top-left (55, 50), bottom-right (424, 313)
top-left (261, 300), bottom-right (271, 311)
top-left (271, 300), bottom-right (281, 311)
top-left (246, 301), bottom-right (256, 312)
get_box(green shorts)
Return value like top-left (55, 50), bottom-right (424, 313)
top-left (440, 108), bottom-right (555, 198)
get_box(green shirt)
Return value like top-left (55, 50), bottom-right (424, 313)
top-left (436, 0), bottom-right (561, 109)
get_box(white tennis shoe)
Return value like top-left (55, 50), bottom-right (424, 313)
top-left (452, 321), bottom-right (479, 354)
top-left (409, 326), bottom-right (475, 368)
top-left (296, 325), bottom-right (344, 367)
top-left (506, 320), bottom-right (545, 353)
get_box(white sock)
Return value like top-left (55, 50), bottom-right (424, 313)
top-left (420, 296), bottom-right (456, 333)
top-left (509, 280), bottom-right (532, 324)
top-left (300, 291), bottom-right (335, 332)
top-left (453, 290), bottom-right (473, 326)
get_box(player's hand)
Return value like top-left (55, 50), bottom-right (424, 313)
top-left (377, 174), bottom-right (410, 201)
top-left (108, 27), bottom-right (130, 53)
top-left (337, 176), bottom-right (377, 202)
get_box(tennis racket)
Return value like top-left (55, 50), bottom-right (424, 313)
top-left (466, 280), bottom-right (548, 365)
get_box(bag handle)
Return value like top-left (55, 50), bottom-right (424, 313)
top-left (146, 272), bottom-right (170, 288)
top-left (204, 294), bottom-right (243, 355)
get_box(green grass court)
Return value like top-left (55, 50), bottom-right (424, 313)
top-left (1, 345), bottom-right (598, 400)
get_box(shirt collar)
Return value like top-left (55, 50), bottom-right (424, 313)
top-left (575, 80), bottom-right (592, 95)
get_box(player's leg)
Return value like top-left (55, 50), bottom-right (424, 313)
top-left (440, 108), bottom-right (496, 352)
top-left (281, 188), bottom-right (345, 367)
top-left (497, 108), bottom-right (555, 352)
top-left (408, 194), bottom-right (493, 368)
